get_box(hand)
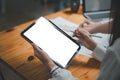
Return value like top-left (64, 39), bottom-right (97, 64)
top-left (79, 19), bottom-right (102, 34)
top-left (73, 27), bottom-right (97, 51)
top-left (31, 43), bottom-right (56, 71)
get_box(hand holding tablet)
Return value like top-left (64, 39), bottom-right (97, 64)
top-left (21, 17), bottom-right (81, 68)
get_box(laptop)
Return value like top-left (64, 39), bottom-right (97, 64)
top-left (83, 0), bottom-right (111, 22)
top-left (21, 17), bottom-right (80, 68)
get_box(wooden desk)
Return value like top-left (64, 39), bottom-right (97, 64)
top-left (0, 8), bottom-right (100, 80)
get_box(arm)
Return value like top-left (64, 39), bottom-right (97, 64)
top-left (98, 46), bottom-right (120, 80)
top-left (92, 45), bottom-right (107, 62)
top-left (31, 43), bottom-right (56, 71)
top-left (31, 43), bottom-right (78, 80)
top-left (79, 19), bottom-right (112, 34)
top-left (73, 27), bottom-right (106, 62)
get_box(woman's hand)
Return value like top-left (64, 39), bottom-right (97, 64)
top-left (73, 27), bottom-right (97, 51)
top-left (79, 19), bottom-right (102, 34)
top-left (31, 43), bottom-right (56, 71)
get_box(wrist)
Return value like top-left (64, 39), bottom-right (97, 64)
top-left (90, 42), bottom-right (97, 51)
top-left (92, 45), bottom-right (107, 62)
top-left (89, 22), bottom-right (103, 34)
top-left (45, 60), bottom-right (57, 71)
top-left (50, 66), bottom-right (59, 73)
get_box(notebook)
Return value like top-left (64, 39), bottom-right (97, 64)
top-left (21, 17), bottom-right (80, 68)
top-left (83, 0), bottom-right (111, 22)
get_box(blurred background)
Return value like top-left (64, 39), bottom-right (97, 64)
top-left (0, 0), bottom-right (82, 31)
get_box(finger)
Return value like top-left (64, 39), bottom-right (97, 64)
top-left (79, 19), bottom-right (90, 27)
top-left (31, 43), bottom-right (41, 56)
top-left (78, 28), bottom-right (90, 38)
top-left (73, 31), bottom-right (82, 38)
top-left (73, 27), bottom-right (86, 38)
top-left (76, 37), bottom-right (84, 43)
top-left (31, 43), bottom-right (45, 54)
top-left (79, 20), bottom-right (87, 27)
top-left (76, 37), bottom-right (88, 47)
top-left (77, 28), bottom-right (93, 43)
top-left (31, 43), bottom-right (51, 60)
top-left (31, 43), bottom-right (37, 49)
top-left (73, 29), bottom-right (79, 37)
top-left (84, 19), bottom-right (92, 24)
top-left (82, 23), bottom-right (88, 27)
top-left (77, 37), bottom-right (93, 49)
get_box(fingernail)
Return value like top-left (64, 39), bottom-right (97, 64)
top-left (83, 23), bottom-right (87, 26)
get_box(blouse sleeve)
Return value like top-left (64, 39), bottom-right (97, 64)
top-left (92, 45), bottom-right (107, 62)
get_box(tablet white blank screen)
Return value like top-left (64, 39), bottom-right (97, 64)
top-left (23, 17), bottom-right (79, 68)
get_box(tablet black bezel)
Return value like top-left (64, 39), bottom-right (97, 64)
top-left (21, 22), bottom-right (35, 43)
top-left (21, 17), bottom-right (81, 68)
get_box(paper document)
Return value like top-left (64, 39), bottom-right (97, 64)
top-left (50, 17), bottom-right (110, 57)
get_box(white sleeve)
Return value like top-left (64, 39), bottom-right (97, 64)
top-left (92, 45), bottom-right (107, 62)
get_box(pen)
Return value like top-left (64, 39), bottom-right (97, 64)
top-left (70, 31), bottom-right (102, 38)
top-left (89, 34), bottom-right (102, 38)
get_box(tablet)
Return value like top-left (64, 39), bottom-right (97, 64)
top-left (21, 17), bottom-right (80, 68)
